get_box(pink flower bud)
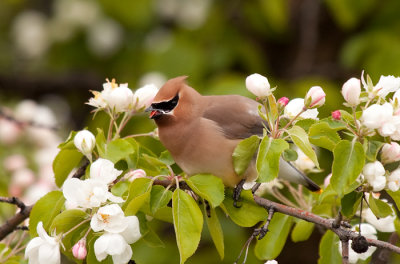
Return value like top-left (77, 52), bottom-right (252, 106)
top-left (341, 78), bottom-right (361, 106)
top-left (381, 142), bottom-right (400, 164)
top-left (331, 110), bottom-right (341, 120)
top-left (72, 239), bottom-right (87, 260)
top-left (125, 169), bottom-right (146, 182)
top-left (304, 86), bottom-right (326, 108)
top-left (277, 97), bottom-right (289, 106)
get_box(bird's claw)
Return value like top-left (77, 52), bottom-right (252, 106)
top-left (233, 179), bottom-right (245, 208)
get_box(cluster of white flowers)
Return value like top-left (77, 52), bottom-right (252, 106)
top-left (87, 79), bottom-right (159, 114)
top-left (25, 156), bottom-right (142, 264)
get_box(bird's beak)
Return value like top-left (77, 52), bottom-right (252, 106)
top-left (146, 105), bottom-right (162, 119)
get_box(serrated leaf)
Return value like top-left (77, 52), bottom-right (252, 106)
top-left (282, 148), bottom-right (298, 161)
top-left (222, 189), bottom-right (267, 227)
top-left (204, 206), bottom-right (224, 260)
top-left (150, 185), bottom-right (173, 214)
top-left (291, 220), bottom-right (314, 242)
top-left (29, 191), bottom-right (65, 237)
top-left (341, 191), bottom-right (362, 218)
top-left (172, 189), bottom-right (203, 264)
top-left (254, 213), bottom-right (292, 260)
top-left (233, 135), bottom-right (260, 176)
top-left (159, 150), bottom-right (175, 166)
top-left (53, 149), bottom-right (83, 187)
top-left (369, 195), bottom-right (393, 218)
top-left (186, 174), bottom-right (224, 208)
top-left (287, 126), bottom-right (319, 168)
top-left (309, 122), bottom-right (341, 151)
top-left (318, 230), bottom-right (341, 264)
top-left (104, 138), bottom-right (136, 163)
top-left (365, 140), bottom-right (384, 162)
top-left (331, 140), bottom-right (365, 198)
top-left (256, 137), bottom-right (289, 182)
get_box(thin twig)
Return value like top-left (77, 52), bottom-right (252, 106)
top-left (341, 239), bottom-right (349, 264)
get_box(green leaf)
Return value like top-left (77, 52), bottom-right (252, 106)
top-left (111, 181), bottom-right (130, 198)
top-left (172, 189), bottom-right (203, 264)
top-left (341, 191), bottom-right (363, 218)
top-left (159, 150), bottom-right (175, 166)
top-left (282, 148), bottom-right (298, 161)
top-left (95, 128), bottom-right (106, 157)
top-left (222, 189), bottom-right (267, 227)
top-left (291, 220), bottom-right (314, 242)
top-left (104, 138), bottom-right (136, 163)
top-left (369, 195), bottom-right (393, 218)
top-left (254, 213), bottom-right (292, 260)
top-left (124, 178), bottom-right (153, 206)
top-left (186, 174), bottom-right (225, 208)
top-left (150, 185), bottom-right (173, 214)
top-left (365, 140), bottom-right (384, 162)
top-left (318, 230), bottom-right (341, 264)
top-left (309, 122), bottom-right (341, 151)
top-left (50, 209), bottom-right (89, 249)
top-left (331, 140), bottom-right (365, 198)
top-left (53, 149), bottom-right (83, 188)
top-left (204, 206), bottom-right (224, 260)
top-left (267, 94), bottom-right (278, 119)
top-left (142, 224), bottom-right (165, 248)
top-left (387, 190), bottom-right (400, 212)
top-left (233, 135), bottom-right (260, 176)
top-left (287, 126), bottom-right (319, 168)
top-left (58, 131), bottom-right (78, 149)
top-left (256, 137), bottom-right (289, 182)
top-left (123, 178), bottom-right (153, 214)
top-left (29, 191), bottom-right (65, 237)
top-left (294, 119), bottom-right (316, 132)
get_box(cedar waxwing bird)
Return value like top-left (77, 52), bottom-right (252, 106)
top-left (147, 76), bottom-right (320, 194)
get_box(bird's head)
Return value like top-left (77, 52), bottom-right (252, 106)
top-left (146, 76), bottom-right (195, 121)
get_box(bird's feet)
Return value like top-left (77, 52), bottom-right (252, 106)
top-left (233, 179), bottom-right (246, 208)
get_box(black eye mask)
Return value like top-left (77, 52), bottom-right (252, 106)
top-left (151, 95), bottom-right (179, 112)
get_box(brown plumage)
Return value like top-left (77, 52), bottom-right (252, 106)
top-left (147, 76), bottom-right (320, 191)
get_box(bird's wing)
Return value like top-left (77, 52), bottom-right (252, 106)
top-left (202, 95), bottom-right (266, 139)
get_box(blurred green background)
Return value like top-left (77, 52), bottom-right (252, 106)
top-left (1, 0), bottom-right (400, 263)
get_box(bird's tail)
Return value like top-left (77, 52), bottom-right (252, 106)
top-left (278, 159), bottom-right (321, 192)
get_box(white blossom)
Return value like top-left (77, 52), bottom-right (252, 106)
top-left (120, 216), bottom-right (141, 244)
top-left (304, 86), bottom-right (326, 108)
top-left (341, 78), bottom-right (361, 106)
top-left (387, 168), bottom-right (400, 192)
top-left (364, 208), bottom-right (395, 233)
top-left (91, 204), bottom-right (128, 233)
top-left (94, 233), bottom-right (132, 264)
top-left (294, 148), bottom-right (316, 172)
top-left (25, 222), bottom-right (60, 264)
top-left (285, 98), bottom-right (319, 120)
top-left (361, 103), bottom-right (393, 130)
top-left (363, 161), bottom-right (386, 192)
top-left (90, 158), bottom-right (122, 185)
top-left (245, 73), bottom-right (271, 97)
top-left (87, 91), bottom-right (107, 109)
top-left (381, 142), bottom-right (400, 164)
top-left (264, 261), bottom-right (278, 264)
top-left (87, 18), bottom-right (123, 57)
top-left (63, 178), bottom-right (123, 209)
top-left (74, 130), bottom-right (95, 160)
top-left (102, 83), bottom-right (134, 113)
top-left (133, 84), bottom-right (159, 110)
top-left (373, 75), bottom-right (400, 98)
